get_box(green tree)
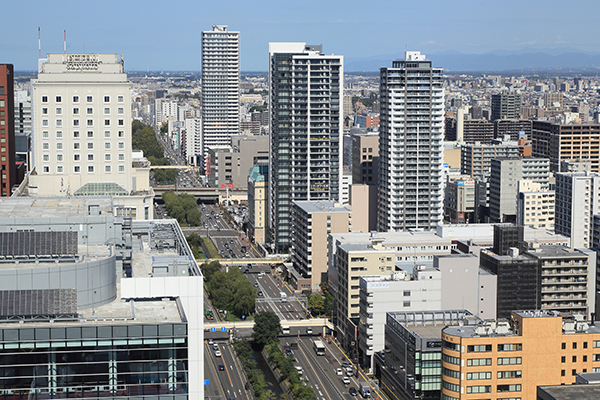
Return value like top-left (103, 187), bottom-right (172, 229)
top-left (153, 169), bottom-right (178, 185)
top-left (308, 293), bottom-right (325, 316)
top-left (160, 122), bottom-right (168, 134)
top-left (199, 260), bottom-right (221, 281)
top-left (253, 311), bottom-right (281, 347)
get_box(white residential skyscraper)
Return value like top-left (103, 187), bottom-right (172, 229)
top-left (377, 52), bottom-right (444, 232)
top-left (268, 43), bottom-right (343, 252)
top-left (201, 25), bottom-right (240, 171)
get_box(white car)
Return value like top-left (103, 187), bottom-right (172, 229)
top-left (215, 350), bottom-right (221, 357)
top-left (342, 377), bottom-right (350, 385)
top-left (336, 368), bottom-right (343, 376)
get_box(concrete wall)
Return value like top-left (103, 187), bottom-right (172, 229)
top-left (0, 254), bottom-right (117, 310)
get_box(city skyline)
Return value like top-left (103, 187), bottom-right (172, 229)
top-left (2, 0), bottom-right (600, 71)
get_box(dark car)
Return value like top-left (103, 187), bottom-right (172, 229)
top-left (218, 364), bottom-right (225, 371)
top-left (244, 268), bottom-right (249, 274)
top-left (349, 387), bottom-right (357, 396)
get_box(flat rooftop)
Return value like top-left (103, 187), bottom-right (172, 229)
top-left (293, 200), bottom-right (351, 214)
top-left (0, 298), bottom-right (184, 329)
top-left (0, 196), bottom-right (115, 219)
top-left (538, 384), bottom-right (600, 400)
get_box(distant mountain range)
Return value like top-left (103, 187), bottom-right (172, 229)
top-left (345, 48), bottom-right (600, 73)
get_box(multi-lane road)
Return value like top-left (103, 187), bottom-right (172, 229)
top-left (206, 341), bottom-right (252, 400)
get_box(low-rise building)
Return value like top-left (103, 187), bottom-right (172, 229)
top-left (441, 311), bottom-right (600, 400)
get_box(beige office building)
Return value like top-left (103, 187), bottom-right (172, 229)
top-left (247, 165), bottom-right (268, 244)
top-left (31, 54), bottom-right (134, 196)
top-left (291, 200), bottom-right (351, 290)
top-left (517, 180), bottom-right (555, 230)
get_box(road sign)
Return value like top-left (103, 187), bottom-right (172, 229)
top-left (204, 379), bottom-right (209, 385)
top-left (221, 327), bottom-right (226, 332)
top-left (210, 327), bottom-right (215, 332)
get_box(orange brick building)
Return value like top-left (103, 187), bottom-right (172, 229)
top-left (0, 64), bottom-right (15, 196)
top-left (441, 310), bottom-right (600, 400)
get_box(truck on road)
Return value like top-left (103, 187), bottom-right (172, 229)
top-left (280, 292), bottom-right (287, 301)
top-left (359, 384), bottom-right (371, 398)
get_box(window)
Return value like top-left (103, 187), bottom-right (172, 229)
top-left (584, 355), bottom-right (588, 362)
top-left (74, 154), bottom-right (80, 161)
top-left (87, 131), bottom-right (93, 138)
top-left (105, 165), bottom-right (111, 172)
top-left (42, 119), bottom-right (48, 127)
top-left (104, 96), bottom-right (110, 103)
top-left (497, 370), bottom-right (521, 379)
top-left (497, 384), bottom-right (521, 393)
top-left (468, 345), bottom-right (492, 353)
top-left (104, 107), bottom-right (110, 115)
top-left (42, 131), bottom-right (49, 138)
top-left (497, 357), bottom-right (522, 365)
top-left (43, 166), bottom-right (49, 173)
top-left (104, 142), bottom-right (111, 149)
top-left (118, 142), bottom-right (124, 149)
top-left (104, 119), bottom-right (110, 126)
top-left (442, 367), bottom-right (460, 379)
top-left (572, 369), bottom-right (577, 376)
top-left (118, 130), bottom-right (124, 137)
top-left (467, 358), bottom-right (492, 366)
top-left (467, 372), bottom-right (491, 380)
top-left (42, 143), bottom-right (49, 150)
top-left (118, 119), bottom-right (124, 126)
top-left (88, 154), bottom-right (94, 161)
top-left (561, 369), bottom-right (565, 377)
top-left (87, 96), bottom-right (93, 103)
top-left (104, 130), bottom-right (111, 138)
top-left (466, 385), bottom-right (491, 394)
top-left (561, 356), bottom-right (565, 363)
top-left (74, 165), bottom-right (80, 173)
top-left (56, 143), bottom-right (62, 150)
top-left (573, 356), bottom-right (577, 362)
top-left (42, 96), bottom-right (48, 103)
top-left (573, 342), bottom-right (578, 349)
top-left (88, 165), bottom-right (94, 173)
top-left (403, 301), bottom-right (410, 307)
top-left (118, 107), bottom-right (124, 115)
top-left (73, 107), bottom-right (79, 115)
top-left (56, 131), bottom-right (63, 138)
top-left (562, 343), bottom-right (566, 350)
top-left (55, 96), bottom-right (62, 103)
top-left (87, 107), bottom-right (93, 115)
top-left (87, 142), bottom-right (94, 149)
top-left (42, 107), bottom-right (48, 115)
top-left (57, 154), bottom-right (63, 162)
top-left (443, 340), bottom-right (460, 351)
top-left (584, 342), bottom-right (588, 349)
top-left (73, 119), bottom-right (80, 126)
top-left (55, 107), bottom-right (62, 115)
top-left (441, 380), bottom-right (460, 393)
top-left (56, 119), bottom-right (62, 127)
top-left (43, 155), bottom-right (49, 162)
top-left (498, 344), bottom-right (522, 352)
top-left (442, 354), bottom-right (460, 365)
top-left (118, 165), bottom-right (124, 172)
top-left (73, 95), bottom-right (79, 103)
top-left (118, 153), bottom-right (125, 161)
top-left (105, 154), bottom-right (111, 161)
top-left (57, 166), bottom-right (63, 173)
top-left (594, 341), bottom-right (600, 348)
top-left (404, 291), bottom-right (411, 297)
top-left (87, 119), bottom-right (93, 126)
top-left (117, 95), bottom-right (124, 103)
top-left (74, 131), bottom-right (80, 138)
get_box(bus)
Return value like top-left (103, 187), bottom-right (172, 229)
top-left (313, 340), bottom-right (326, 356)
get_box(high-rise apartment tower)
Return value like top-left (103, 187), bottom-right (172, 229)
top-left (268, 43), bottom-right (343, 252)
top-left (201, 25), bottom-right (240, 171)
top-left (377, 51), bottom-right (444, 232)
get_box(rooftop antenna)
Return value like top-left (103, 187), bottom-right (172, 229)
top-left (64, 30), bottom-right (66, 54)
top-left (38, 27), bottom-right (41, 59)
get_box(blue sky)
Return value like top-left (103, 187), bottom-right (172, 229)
top-left (1, 0), bottom-right (599, 71)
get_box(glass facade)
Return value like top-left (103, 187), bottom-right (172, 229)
top-left (0, 324), bottom-right (188, 399)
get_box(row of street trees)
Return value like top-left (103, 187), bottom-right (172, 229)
top-left (162, 192), bottom-right (202, 226)
top-left (201, 261), bottom-right (256, 319)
